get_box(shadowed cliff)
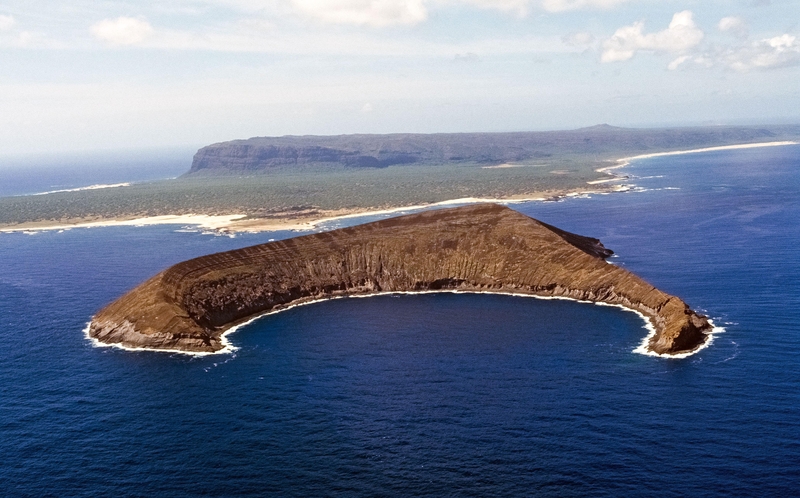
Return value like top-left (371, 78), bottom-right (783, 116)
top-left (89, 204), bottom-right (711, 355)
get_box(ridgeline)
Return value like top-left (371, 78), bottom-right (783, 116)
top-left (90, 204), bottom-right (712, 356)
top-left (187, 125), bottom-right (796, 174)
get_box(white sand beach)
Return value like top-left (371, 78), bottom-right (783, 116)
top-left (598, 140), bottom-right (799, 175)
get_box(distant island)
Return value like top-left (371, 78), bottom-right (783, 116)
top-left (89, 204), bottom-right (712, 356)
top-left (2, 124), bottom-right (799, 233)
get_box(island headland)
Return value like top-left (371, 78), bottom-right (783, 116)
top-left (2, 125), bottom-right (799, 233)
top-left (187, 125), bottom-right (795, 175)
top-left (89, 204), bottom-right (711, 356)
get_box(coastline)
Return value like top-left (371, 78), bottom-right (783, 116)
top-left (0, 214), bottom-right (251, 234)
top-left (596, 140), bottom-right (799, 176)
top-left (0, 189), bottom-right (611, 234)
top-left (5, 140), bottom-right (797, 235)
top-left (85, 289), bottom-right (721, 359)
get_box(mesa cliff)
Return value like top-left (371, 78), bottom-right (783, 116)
top-left (89, 204), bottom-right (711, 355)
top-left (186, 125), bottom-right (794, 174)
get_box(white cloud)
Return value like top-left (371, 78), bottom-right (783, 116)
top-left (601, 11), bottom-right (704, 63)
top-left (90, 17), bottom-right (154, 45)
top-left (718, 16), bottom-right (748, 39)
top-left (726, 34), bottom-right (800, 71)
top-left (540, 0), bottom-right (629, 12)
top-left (457, 0), bottom-right (632, 13)
top-left (290, 0), bottom-right (428, 26)
top-left (454, 51), bottom-right (480, 61)
top-left (0, 14), bottom-right (15, 31)
top-left (0, 25), bottom-right (64, 50)
top-left (455, 0), bottom-right (531, 16)
top-left (16, 31), bottom-right (33, 46)
top-left (562, 31), bottom-right (595, 46)
top-left (669, 34), bottom-right (800, 72)
top-left (287, 0), bottom-right (632, 26)
top-left (667, 54), bottom-right (690, 70)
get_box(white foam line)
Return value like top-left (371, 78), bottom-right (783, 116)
top-left (29, 182), bottom-right (131, 196)
top-left (2, 213), bottom-right (248, 234)
top-left (632, 318), bottom-right (725, 359)
top-left (84, 290), bottom-right (717, 359)
top-left (308, 196), bottom-right (550, 224)
top-left (598, 141), bottom-right (799, 175)
top-left (4, 199), bottom-right (551, 235)
top-left (83, 322), bottom-right (240, 357)
top-left (300, 188), bottom-right (638, 231)
top-left (589, 141), bottom-right (799, 196)
top-left (2, 190), bottom-right (618, 236)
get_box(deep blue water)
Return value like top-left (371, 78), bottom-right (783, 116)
top-left (1, 145), bottom-right (799, 496)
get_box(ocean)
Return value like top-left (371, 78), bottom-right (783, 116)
top-left (0, 149), bottom-right (190, 198)
top-left (1, 145), bottom-right (799, 496)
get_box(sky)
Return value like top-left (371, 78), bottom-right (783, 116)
top-left (1, 0), bottom-right (799, 156)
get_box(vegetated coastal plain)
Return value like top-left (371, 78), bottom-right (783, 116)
top-left (2, 124), bottom-right (799, 232)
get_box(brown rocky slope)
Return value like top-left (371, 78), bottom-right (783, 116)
top-left (89, 204), bottom-right (711, 355)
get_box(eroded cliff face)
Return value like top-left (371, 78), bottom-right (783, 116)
top-left (185, 127), bottom-right (792, 175)
top-left (190, 143), bottom-right (420, 172)
top-left (89, 204), bottom-right (711, 355)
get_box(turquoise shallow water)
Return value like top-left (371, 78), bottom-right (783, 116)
top-left (1, 145), bottom-right (799, 496)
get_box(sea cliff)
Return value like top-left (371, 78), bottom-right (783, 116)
top-left (89, 204), bottom-right (711, 355)
top-left (187, 125), bottom-right (793, 174)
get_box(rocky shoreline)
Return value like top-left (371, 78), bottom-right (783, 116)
top-left (89, 204), bottom-right (712, 356)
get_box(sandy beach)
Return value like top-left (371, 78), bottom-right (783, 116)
top-left (2, 140), bottom-right (796, 235)
top-left (0, 191), bottom-right (575, 234)
top-left (0, 214), bottom-right (250, 234)
top-left (598, 140), bottom-right (799, 174)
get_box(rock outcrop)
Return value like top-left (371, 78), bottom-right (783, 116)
top-left (89, 204), bottom-right (711, 355)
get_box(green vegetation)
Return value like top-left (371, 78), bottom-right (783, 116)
top-left (0, 160), bottom-right (601, 225)
top-left (2, 124), bottom-right (799, 227)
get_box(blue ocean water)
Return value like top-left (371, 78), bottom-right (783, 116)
top-left (0, 149), bottom-right (191, 197)
top-left (1, 145), bottom-right (799, 496)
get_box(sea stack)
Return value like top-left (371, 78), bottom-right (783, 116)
top-left (89, 204), bottom-right (711, 355)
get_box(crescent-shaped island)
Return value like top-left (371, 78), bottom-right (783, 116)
top-left (89, 204), bottom-right (712, 356)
